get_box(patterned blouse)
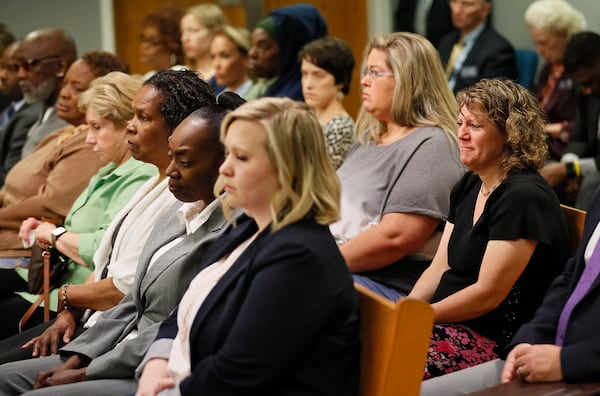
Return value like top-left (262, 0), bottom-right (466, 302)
top-left (322, 115), bottom-right (355, 169)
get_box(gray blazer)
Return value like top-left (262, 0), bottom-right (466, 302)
top-left (0, 102), bottom-right (42, 186)
top-left (21, 106), bottom-right (68, 158)
top-left (60, 201), bottom-right (228, 380)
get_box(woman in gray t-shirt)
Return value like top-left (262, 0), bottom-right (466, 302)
top-left (330, 32), bottom-right (464, 301)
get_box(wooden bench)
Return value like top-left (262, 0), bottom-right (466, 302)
top-left (467, 205), bottom-right (599, 395)
top-left (356, 283), bottom-right (433, 396)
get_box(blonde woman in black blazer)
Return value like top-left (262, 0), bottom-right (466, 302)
top-left (135, 97), bottom-right (360, 396)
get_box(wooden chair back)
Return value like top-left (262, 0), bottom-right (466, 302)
top-left (356, 283), bottom-right (434, 396)
top-left (561, 204), bottom-right (586, 256)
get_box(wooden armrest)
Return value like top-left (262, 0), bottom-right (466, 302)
top-left (467, 381), bottom-right (600, 395)
top-left (355, 283), bottom-right (434, 396)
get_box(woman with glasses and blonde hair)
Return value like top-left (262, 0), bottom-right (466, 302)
top-left (330, 32), bottom-right (464, 301)
top-left (135, 97), bottom-right (359, 396)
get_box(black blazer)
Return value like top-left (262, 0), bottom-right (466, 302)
top-left (439, 25), bottom-right (518, 94)
top-left (394, 0), bottom-right (454, 48)
top-left (156, 214), bottom-right (360, 396)
top-left (506, 187), bottom-right (600, 382)
top-left (564, 91), bottom-right (600, 168)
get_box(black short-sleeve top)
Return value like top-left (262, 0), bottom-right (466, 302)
top-left (431, 170), bottom-right (569, 346)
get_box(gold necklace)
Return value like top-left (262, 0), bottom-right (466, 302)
top-left (480, 180), bottom-right (502, 196)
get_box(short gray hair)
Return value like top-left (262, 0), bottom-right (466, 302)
top-left (525, 0), bottom-right (586, 39)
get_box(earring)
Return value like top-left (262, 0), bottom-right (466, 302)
top-left (57, 72), bottom-right (65, 78)
top-left (170, 54), bottom-right (177, 66)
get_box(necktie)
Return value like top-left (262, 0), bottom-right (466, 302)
top-left (445, 39), bottom-right (465, 77)
top-left (555, 239), bottom-right (600, 345)
top-left (0, 104), bottom-right (15, 130)
top-left (540, 65), bottom-right (563, 110)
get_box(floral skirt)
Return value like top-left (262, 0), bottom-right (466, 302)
top-left (424, 323), bottom-right (499, 380)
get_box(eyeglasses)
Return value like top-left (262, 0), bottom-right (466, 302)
top-left (361, 67), bottom-right (394, 79)
top-left (139, 35), bottom-right (166, 47)
top-left (0, 62), bottom-right (19, 72)
top-left (14, 55), bottom-right (62, 72)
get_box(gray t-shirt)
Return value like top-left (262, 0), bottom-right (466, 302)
top-left (330, 126), bottom-right (465, 292)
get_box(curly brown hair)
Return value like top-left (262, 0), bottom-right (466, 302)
top-left (81, 50), bottom-right (129, 77)
top-left (457, 79), bottom-right (548, 175)
top-left (142, 6), bottom-right (185, 65)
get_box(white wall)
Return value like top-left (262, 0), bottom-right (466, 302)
top-left (0, 0), bottom-right (112, 55)
top-left (493, 0), bottom-right (600, 51)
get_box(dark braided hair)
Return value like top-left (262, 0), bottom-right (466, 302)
top-left (187, 91), bottom-right (246, 158)
top-left (144, 69), bottom-right (216, 133)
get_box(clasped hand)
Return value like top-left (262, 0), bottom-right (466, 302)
top-left (33, 353), bottom-right (89, 389)
top-left (501, 343), bottom-right (563, 383)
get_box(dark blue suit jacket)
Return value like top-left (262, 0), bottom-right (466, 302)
top-left (439, 25), bottom-right (518, 94)
top-left (506, 188), bottom-right (600, 382)
top-left (156, 214), bottom-right (359, 395)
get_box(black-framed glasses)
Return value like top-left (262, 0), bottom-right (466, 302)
top-left (14, 55), bottom-right (62, 72)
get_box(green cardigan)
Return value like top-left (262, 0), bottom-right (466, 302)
top-left (16, 157), bottom-right (157, 310)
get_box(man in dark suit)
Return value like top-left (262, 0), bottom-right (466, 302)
top-left (393, 0), bottom-right (454, 48)
top-left (438, 0), bottom-right (517, 94)
top-left (420, 183), bottom-right (600, 395)
top-left (0, 41), bottom-right (41, 186)
top-left (541, 32), bottom-right (600, 210)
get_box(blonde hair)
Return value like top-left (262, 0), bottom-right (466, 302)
top-left (457, 79), bottom-right (548, 174)
top-left (213, 25), bottom-right (251, 54)
top-left (78, 72), bottom-right (143, 127)
top-left (186, 3), bottom-right (228, 32)
top-left (184, 4), bottom-right (228, 70)
top-left (215, 97), bottom-right (340, 231)
top-left (525, 0), bottom-right (586, 40)
top-left (355, 32), bottom-right (458, 147)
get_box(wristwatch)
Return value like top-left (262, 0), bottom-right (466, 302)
top-left (51, 227), bottom-right (67, 246)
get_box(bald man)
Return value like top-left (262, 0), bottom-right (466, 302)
top-left (14, 28), bottom-right (77, 157)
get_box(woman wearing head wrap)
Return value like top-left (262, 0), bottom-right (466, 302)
top-left (246, 4), bottom-right (327, 101)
